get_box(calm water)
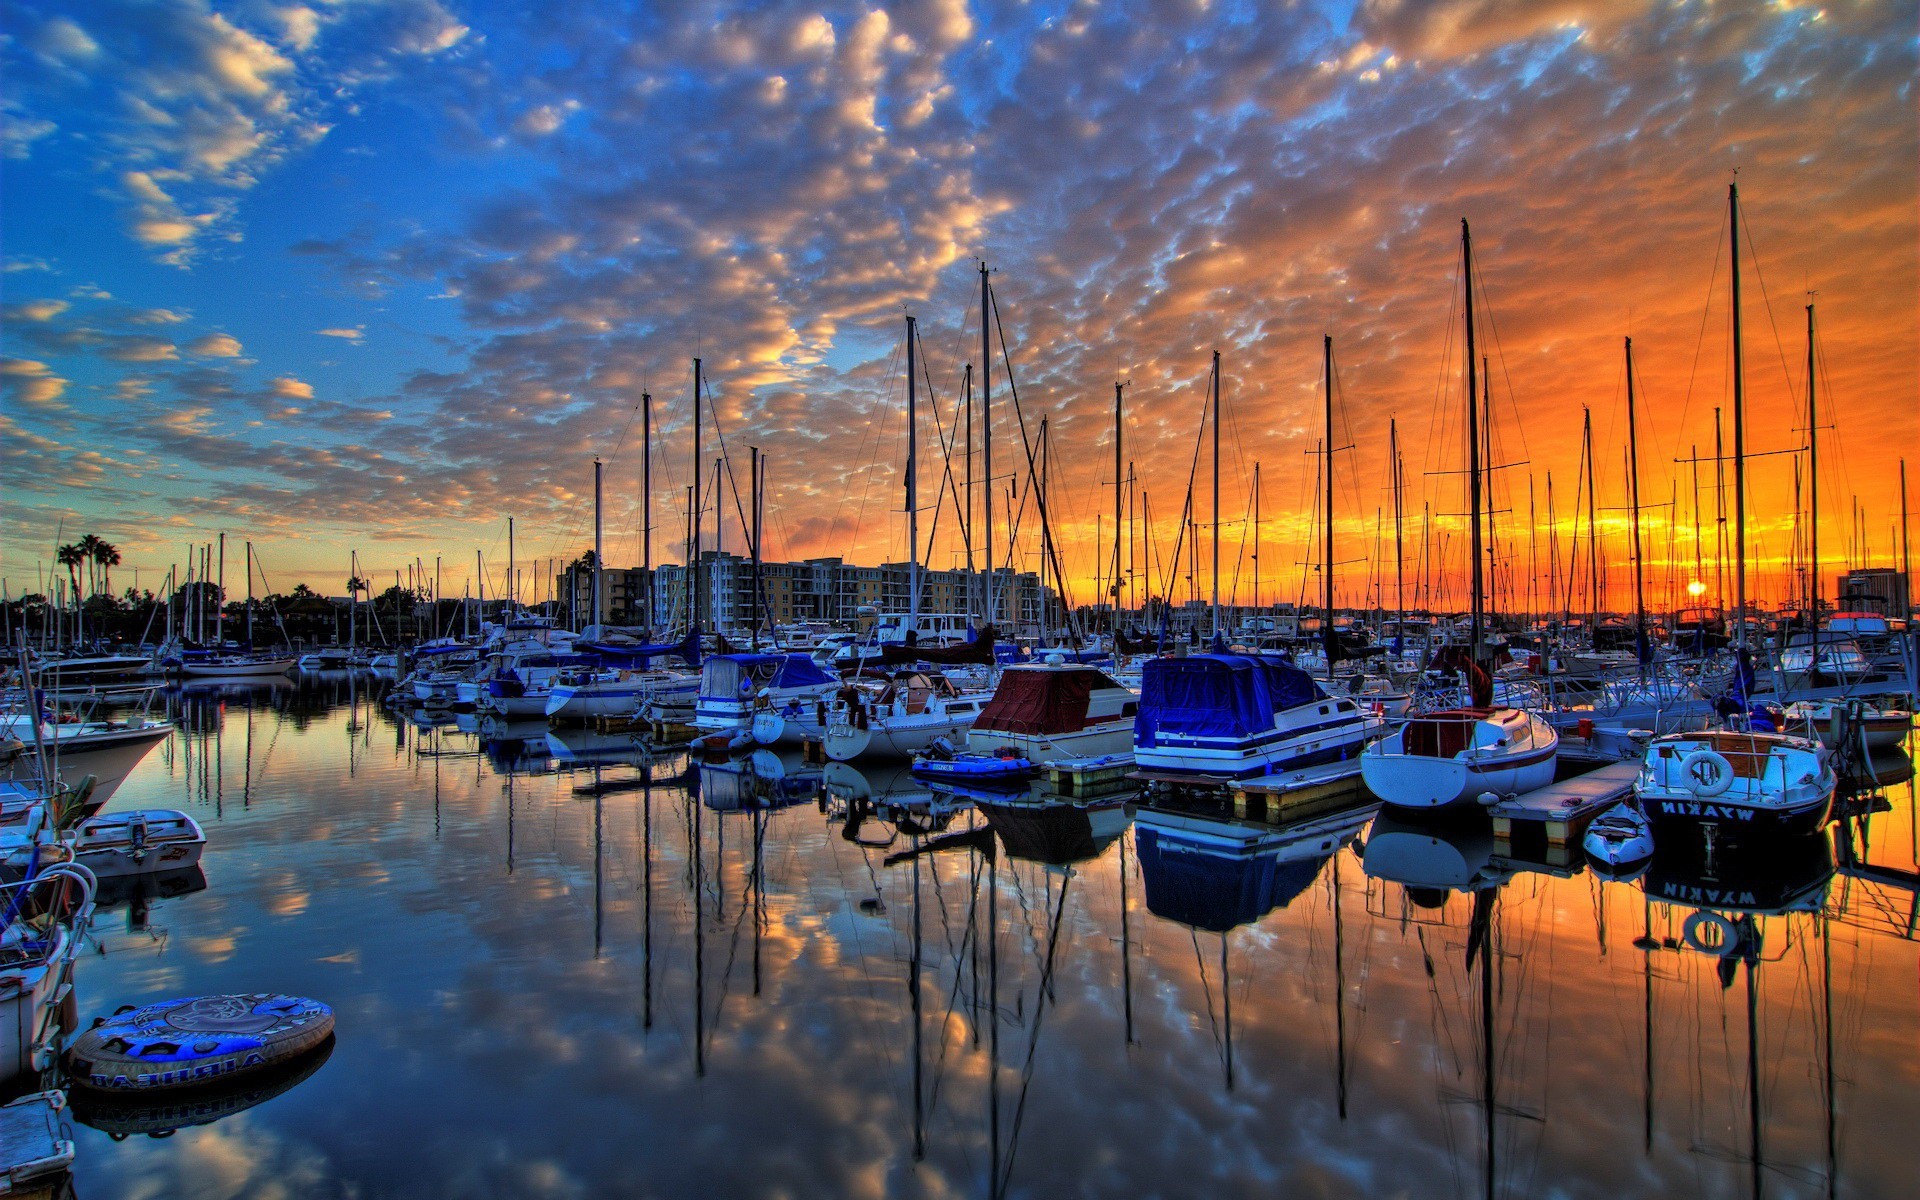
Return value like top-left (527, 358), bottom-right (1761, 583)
top-left (58, 676), bottom-right (1920, 1198)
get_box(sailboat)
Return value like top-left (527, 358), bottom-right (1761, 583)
top-left (1362, 221), bottom-right (1559, 808)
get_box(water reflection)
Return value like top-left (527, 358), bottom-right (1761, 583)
top-left (53, 678), bottom-right (1919, 1198)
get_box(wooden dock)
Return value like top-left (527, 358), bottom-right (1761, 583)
top-left (1045, 755), bottom-right (1136, 798)
top-left (0, 1091), bottom-right (73, 1193)
top-left (1229, 761), bottom-right (1366, 825)
top-left (1489, 759), bottom-right (1639, 848)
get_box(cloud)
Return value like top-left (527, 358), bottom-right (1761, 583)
top-left (270, 376), bottom-right (314, 399)
top-left (316, 326), bottom-right (365, 342)
top-left (0, 358), bottom-right (69, 409)
top-left (1, 0), bottom-right (471, 262)
top-left (2, 299), bottom-right (69, 321)
top-left (100, 336), bottom-right (179, 363)
top-left (186, 331), bottom-right (244, 356)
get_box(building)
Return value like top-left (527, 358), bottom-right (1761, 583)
top-left (563, 552), bottom-right (1048, 635)
top-left (1834, 567), bottom-right (1909, 617)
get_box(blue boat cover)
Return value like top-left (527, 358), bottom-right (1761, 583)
top-left (1134, 653), bottom-right (1327, 746)
top-left (1135, 827), bottom-right (1329, 931)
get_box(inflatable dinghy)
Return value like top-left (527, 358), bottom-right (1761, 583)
top-left (72, 1035), bottom-right (333, 1138)
top-left (912, 753), bottom-right (1036, 787)
top-left (68, 994), bottom-right (333, 1092)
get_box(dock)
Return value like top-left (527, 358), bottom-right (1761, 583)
top-left (1488, 759), bottom-right (1639, 848)
top-left (0, 1091), bottom-right (73, 1193)
top-left (1229, 761), bottom-right (1366, 824)
top-left (1045, 755), bottom-right (1136, 798)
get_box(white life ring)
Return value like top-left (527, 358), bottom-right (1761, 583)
top-left (1679, 749), bottom-right (1734, 797)
top-left (1682, 911), bottom-right (1740, 956)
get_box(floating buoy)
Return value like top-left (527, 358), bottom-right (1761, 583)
top-left (68, 994), bottom-right (334, 1092)
top-left (72, 1035), bottom-right (334, 1139)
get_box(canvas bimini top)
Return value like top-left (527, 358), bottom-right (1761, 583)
top-left (1134, 653), bottom-right (1327, 746)
top-left (700, 653), bottom-right (836, 698)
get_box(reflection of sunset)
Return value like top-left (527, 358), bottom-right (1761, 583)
top-left (60, 679), bottom-right (1917, 1197)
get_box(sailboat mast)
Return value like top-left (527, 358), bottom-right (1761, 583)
top-left (691, 358), bottom-right (704, 633)
top-left (1253, 461), bottom-right (1262, 614)
top-left (965, 363), bottom-right (975, 613)
top-left (980, 262), bottom-right (993, 627)
top-left (750, 446), bottom-right (762, 643)
top-left (1806, 304), bottom-right (1818, 619)
top-left (1039, 418), bottom-right (1050, 640)
top-left (1392, 419), bottom-right (1405, 641)
top-left (1114, 382), bottom-right (1124, 620)
top-left (1212, 350), bottom-right (1222, 636)
top-left (593, 458), bottom-right (604, 629)
top-left (1323, 335), bottom-right (1337, 670)
top-left (906, 314), bottom-right (921, 624)
top-left (642, 391), bottom-right (652, 629)
top-left (1729, 182), bottom-right (1749, 647)
top-left (1583, 409), bottom-right (1599, 636)
top-left (1626, 338), bottom-right (1647, 674)
top-left (1462, 220), bottom-right (1484, 660)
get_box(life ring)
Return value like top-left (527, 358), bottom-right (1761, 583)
top-left (68, 994), bottom-right (334, 1092)
top-left (1679, 749), bottom-right (1734, 797)
top-left (1682, 911), bottom-right (1740, 956)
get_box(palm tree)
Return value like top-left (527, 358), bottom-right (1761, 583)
top-left (91, 539), bottom-right (121, 596)
top-left (76, 534), bottom-right (104, 596)
top-left (56, 542), bottom-right (84, 640)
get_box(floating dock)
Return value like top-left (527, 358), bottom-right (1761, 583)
top-left (1045, 755), bottom-right (1136, 798)
top-left (1489, 759), bottom-right (1639, 848)
top-left (0, 1091), bottom-right (74, 1193)
top-left (1228, 761), bottom-right (1366, 825)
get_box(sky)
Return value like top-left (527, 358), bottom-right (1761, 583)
top-left (2, 0), bottom-right (1915, 612)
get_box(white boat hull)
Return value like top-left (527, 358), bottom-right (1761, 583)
top-left (967, 720), bottom-right (1135, 766)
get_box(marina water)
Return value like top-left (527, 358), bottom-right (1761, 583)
top-left (65, 674), bottom-right (1919, 1198)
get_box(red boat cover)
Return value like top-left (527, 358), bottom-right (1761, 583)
top-left (974, 669), bottom-right (1096, 735)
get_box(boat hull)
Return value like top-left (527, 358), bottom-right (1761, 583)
top-left (966, 720), bottom-right (1135, 766)
top-left (1362, 741), bottom-right (1557, 809)
top-left (1641, 790), bottom-right (1832, 844)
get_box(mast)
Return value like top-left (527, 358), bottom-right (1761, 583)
top-left (508, 516), bottom-right (516, 615)
top-left (1463, 220), bottom-right (1485, 662)
top-left (642, 391), bottom-right (653, 630)
top-left (1211, 350), bottom-right (1222, 636)
top-left (592, 458), bottom-right (604, 629)
top-left (691, 358), bottom-right (704, 634)
top-left (1391, 419), bottom-right (1405, 648)
top-left (751, 446), bottom-right (763, 645)
top-left (215, 531), bottom-right (225, 644)
top-left (1114, 382), bottom-right (1125, 619)
top-left (906, 314), bottom-right (921, 624)
top-left (1626, 338), bottom-right (1647, 675)
top-left (964, 363), bottom-right (976, 618)
top-left (1730, 182), bottom-right (1749, 647)
top-left (1039, 418), bottom-right (1050, 640)
top-left (1806, 304), bottom-right (1819, 621)
top-left (980, 262), bottom-right (993, 626)
top-left (1323, 335), bottom-right (1337, 670)
top-left (245, 541), bottom-right (254, 647)
top-left (1253, 461), bottom-right (1262, 615)
top-left (1583, 408), bottom-right (1599, 636)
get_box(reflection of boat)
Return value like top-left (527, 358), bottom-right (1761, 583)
top-left (1359, 810), bottom-right (1508, 898)
top-left (1634, 730), bottom-right (1834, 844)
top-left (701, 750), bottom-right (819, 812)
top-left (977, 794), bottom-right (1132, 866)
top-left (1136, 799), bottom-right (1371, 929)
top-left (71, 1035), bottom-right (334, 1138)
top-left (1642, 831), bottom-right (1835, 918)
top-left (543, 727), bottom-right (650, 766)
top-left (91, 865), bottom-right (208, 913)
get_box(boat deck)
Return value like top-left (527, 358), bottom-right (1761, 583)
top-left (1488, 759), bottom-right (1640, 847)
